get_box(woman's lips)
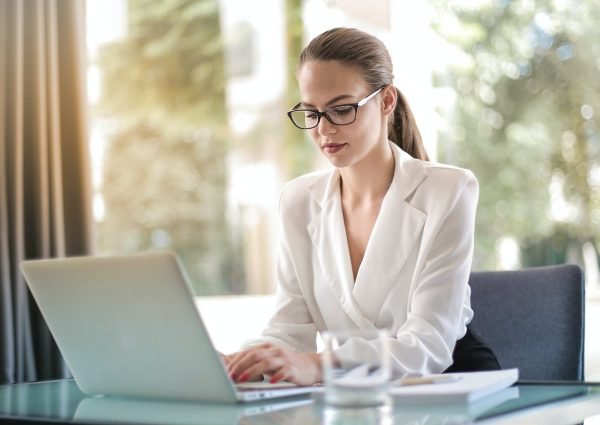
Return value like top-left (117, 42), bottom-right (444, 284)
top-left (322, 143), bottom-right (346, 154)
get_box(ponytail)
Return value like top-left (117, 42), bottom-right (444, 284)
top-left (389, 87), bottom-right (429, 161)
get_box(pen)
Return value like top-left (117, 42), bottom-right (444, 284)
top-left (397, 375), bottom-right (462, 386)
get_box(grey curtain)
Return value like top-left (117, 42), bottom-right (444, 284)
top-left (0, 0), bottom-right (92, 383)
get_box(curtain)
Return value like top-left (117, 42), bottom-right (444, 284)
top-left (0, 0), bottom-right (92, 383)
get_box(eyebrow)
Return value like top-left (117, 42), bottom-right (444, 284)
top-left (300, 94), bottom-right (355, 109)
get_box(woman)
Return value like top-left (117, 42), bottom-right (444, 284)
top-left (227, 27), bottom-right (499, 386)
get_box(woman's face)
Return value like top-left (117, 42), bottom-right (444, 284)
top-left (295, 60), bottom-right (391, 169)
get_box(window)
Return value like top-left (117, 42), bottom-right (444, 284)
top-left (86, 0), bottom-right (599, 377)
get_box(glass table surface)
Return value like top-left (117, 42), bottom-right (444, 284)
top-left (0, 379), bottom-right (599, 425)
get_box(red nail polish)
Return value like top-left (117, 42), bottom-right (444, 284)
top-left (239, 373), bottom-right (249, 382)
top-left (230, 373), bottom-right (237, 380)
top-left (269, 376), bottom-right (279, 384)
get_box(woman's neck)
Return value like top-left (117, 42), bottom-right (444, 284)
top-left (339, 142), bottom-right (395, 206)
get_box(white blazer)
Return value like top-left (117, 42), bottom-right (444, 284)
top-left (248, 142), bottom-right (479, 375)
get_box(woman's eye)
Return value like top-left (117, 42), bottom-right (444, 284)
top-left (305, 111), bottom-right (318, 120)
top-left (331, 106), bottom-right (353, 116)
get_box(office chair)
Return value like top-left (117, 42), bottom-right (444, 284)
top-left (468, 264), bottom-right (585, 381)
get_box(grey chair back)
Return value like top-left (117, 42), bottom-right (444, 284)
top-left (468, 264), bottom-right (585, 381)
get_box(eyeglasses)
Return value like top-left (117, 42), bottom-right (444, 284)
top-left (287, 86), bottom-right (384, 130)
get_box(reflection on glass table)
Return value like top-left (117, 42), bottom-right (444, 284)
top-left (0, 379), bottom-right (600, 425)
top-left (74, 395), bottom-right (313, 425)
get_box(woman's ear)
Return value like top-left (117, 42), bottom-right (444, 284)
top-left (381, 85), bottom-right (397, 116)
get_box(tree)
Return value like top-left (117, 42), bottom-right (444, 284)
top-left (432, 0), bottom-right (600, 270)
top-left (283, 0), bottom-right (314, 178)
top-left (96, 0), bottom-right (244, 294)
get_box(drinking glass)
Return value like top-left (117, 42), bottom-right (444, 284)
top-left (321, 329), bottom-right (391, 407)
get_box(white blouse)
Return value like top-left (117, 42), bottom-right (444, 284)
top-left (246, 142), bottom-right (478, 375)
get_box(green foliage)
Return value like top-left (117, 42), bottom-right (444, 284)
top-left (283, 0), bottom-right (315, 178)
top-left (432, 0), bottom-right (600, 269)
top-left (98, 0), bottom-right (226, 127)
top-left (96, 0), bottom-right (244, 294)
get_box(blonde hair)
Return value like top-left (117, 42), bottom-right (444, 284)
top-left (298, 27), bottom-right (429, 161)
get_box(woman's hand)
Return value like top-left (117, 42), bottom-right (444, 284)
top-left (226, 343), bottom-right (322, 386)
top-left (218, 351), bottom-right (233, 366)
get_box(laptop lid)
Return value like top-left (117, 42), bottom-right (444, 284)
top-left (20, 251), bottom-right (313, 403)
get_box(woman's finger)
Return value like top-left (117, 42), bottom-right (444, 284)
top-left (238, 356), bottom-right (285, 383)
top-left (228, 346), bottom-right (276, 380)
top-left (268, 367), bottom-right (287, 384)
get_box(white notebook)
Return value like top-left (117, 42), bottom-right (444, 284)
top-left (388, 386), bottom-right (520, 424)
top-left (390, 368), bottom-right (519, 404)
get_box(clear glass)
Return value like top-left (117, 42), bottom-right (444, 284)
top-left (322, 402), bottom-right (393, 425)
top-left (2, 380), bottom-right (600, 424)
top-left (321, 329), bottom-right (391, 407)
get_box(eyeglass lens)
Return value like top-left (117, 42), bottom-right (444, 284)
top-left (290, 105), bottom-right (356, 129)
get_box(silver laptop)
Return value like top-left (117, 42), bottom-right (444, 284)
top-left (20, 251), bottom-right (317, 403)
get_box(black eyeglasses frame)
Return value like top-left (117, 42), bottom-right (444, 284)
top-left (287, 86), bottom-right (385, 130)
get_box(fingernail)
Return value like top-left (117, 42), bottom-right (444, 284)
top-left (269, 376), bottom-right (279, 384)
top-left (229, 373), bottom-right (237, 380)
top-left (239, 372), bottom-right (249, 382)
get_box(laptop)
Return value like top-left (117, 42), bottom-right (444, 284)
top-left (20, 251), bottom-right (317, 403)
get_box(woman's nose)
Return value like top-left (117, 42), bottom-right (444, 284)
top-left (317, 115), bottom-right (336, 135)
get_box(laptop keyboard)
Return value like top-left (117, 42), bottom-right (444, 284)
top-left (236, 382), bottom-right (299, 391)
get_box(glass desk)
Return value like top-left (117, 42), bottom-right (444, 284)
top-left (0, 379), bottom-right (599, 425)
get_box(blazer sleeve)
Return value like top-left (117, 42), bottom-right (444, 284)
top-left (396, 170), bottom-right (478, 372)
top-left (240, 187), bottom-right (317, 353)
top-left (335, 170), bottom-right (479, 374)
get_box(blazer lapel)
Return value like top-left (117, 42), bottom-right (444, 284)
top-left (307, 170), bottom-right (375, 329)
top-left (306, 143), bottom-right (429, 329)
top-left (352, 144), bottom-right (428, 322)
